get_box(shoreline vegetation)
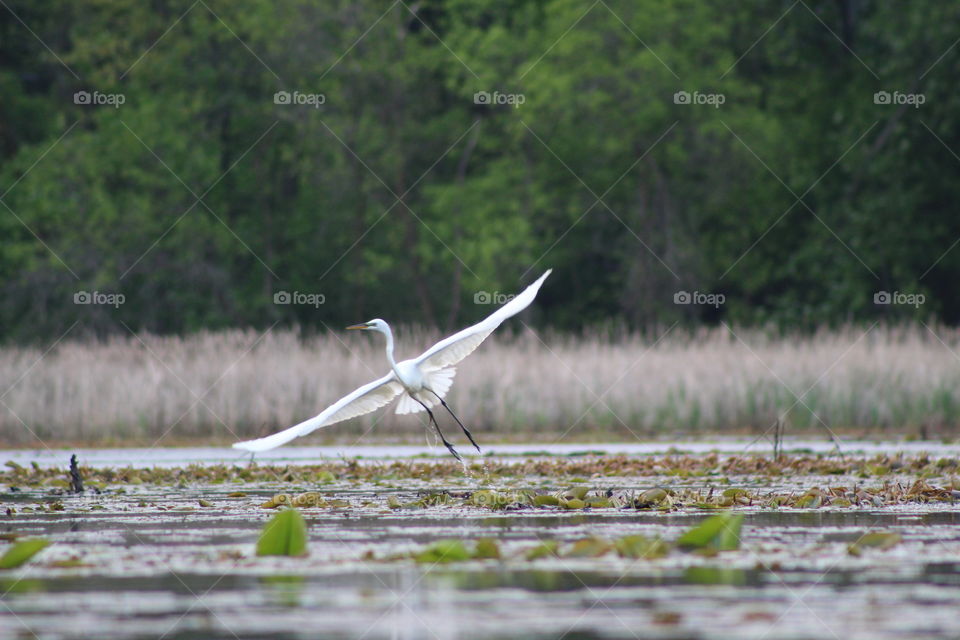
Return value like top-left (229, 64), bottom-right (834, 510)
top-left (2, 324), bottom-right (959, 446)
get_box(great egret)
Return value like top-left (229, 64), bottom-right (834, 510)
top-left (233, 269), bottom-right (552, 460)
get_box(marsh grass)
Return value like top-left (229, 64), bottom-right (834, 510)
top-left (1, 324), bottom-right (958, 445)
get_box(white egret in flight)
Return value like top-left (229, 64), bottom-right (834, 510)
top-left (233, 270), bottom-right (552, 460)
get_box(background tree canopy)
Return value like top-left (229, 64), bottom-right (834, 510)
top-left (1, 0), bottom-right (957, 340)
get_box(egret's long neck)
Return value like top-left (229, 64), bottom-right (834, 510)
top-left (379, 323), bottom-right (399, 372)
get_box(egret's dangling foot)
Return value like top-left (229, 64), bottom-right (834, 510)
top-left (415, 398), bottom-right (461, 462)
top-left (432, 393), bottom-right (480, 454)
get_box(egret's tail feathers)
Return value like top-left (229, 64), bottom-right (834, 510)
top-left (395, 393), bottom-right (423, 415)
top-left (394, 368), bottom-right (457, 415)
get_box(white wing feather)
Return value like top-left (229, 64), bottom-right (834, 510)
top-left (233, 373), bottom-right (403, 452)
top-left (415, 269), bottom-right (551, 372)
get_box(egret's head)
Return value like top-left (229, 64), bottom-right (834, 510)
top-left (346, 318), bottom-right (387, 332)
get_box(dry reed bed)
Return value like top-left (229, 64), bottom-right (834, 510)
top-left (0, 325), bottom-right (958, 444)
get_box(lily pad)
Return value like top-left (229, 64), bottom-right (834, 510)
top-left (676, 513), bottom-right (744, 551)
top-left (0, 538), bottom-right (51, 569)
top-left (256, 509), bottom-right (308, 557)
top-left (413, 540), bottom-right (471, 564)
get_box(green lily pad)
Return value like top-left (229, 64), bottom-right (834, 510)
top-left (413, 540), bottom-right (471, 564)
top-left (526, 540), bottom-right (559, 560)
top-left (256, 509), bottom-right (308, 557)
top-left (0, 538), bottom-right (50, 569)
top-left (676, 513), bottom-right (744, 551)
top-left (614, 535), bottom-right (670, 559)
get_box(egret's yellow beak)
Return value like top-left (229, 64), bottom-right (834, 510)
top-left (346, 323), bottom-right (369, 331)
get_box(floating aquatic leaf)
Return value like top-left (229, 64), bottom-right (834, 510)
top-left (676, 513), bottom-right (744, 551)
top-left (849, 531), bottom-right (902, 555)
top-left (585, 497), bottom-right (612, 508)
top-left (795, 493), bottom-right (822, 509)
top-left (526, 540), bottom-right (559, 560)
top-left (260, 494), bottom-right (292, 509)
top-left (198, 499), bottom-right (213, 507)
top-left (256, 509), bottom-right (308, 557)
top-left (614, 535), bottom-right (669, 559)
top-left (413, 540), bottom-right (471, 564)
top-left (472, 538), bottom-right (501, 559)
top-left (636, 488), bottom-right (668, 507)
top-left (534, 495), bottom-right (560, 507)
top-left (565, 537), bottom-right (611, 558)
top-left (0, 538), bottom-right (50, 569)
top-left (292, 492), bottom-right (325, 507)
top-left (559, 486), bottom-right (589, 500)
top-left (560, 498), bottom-right (585, 510)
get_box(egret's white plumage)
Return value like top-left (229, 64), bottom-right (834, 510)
top-left (232, 270), bottom-right (551, 457)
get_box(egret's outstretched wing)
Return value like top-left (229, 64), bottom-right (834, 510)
top-left (233, 373), bottom-right (403, 452)
top-left (415, 269), bottom-right (551, 372)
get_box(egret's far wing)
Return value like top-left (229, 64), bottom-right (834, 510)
top-left (415, 269), bottom-right (551, 371)
top-left (233, 373), bottom-right (402, 452)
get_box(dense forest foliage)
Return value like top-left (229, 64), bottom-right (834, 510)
top-left (1, 1), bottom-right (957, 340)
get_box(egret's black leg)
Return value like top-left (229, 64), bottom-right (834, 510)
top-left (414, 397), bottom-right (461, 462)
top-left (428, 391), bottom-right (480, 453)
